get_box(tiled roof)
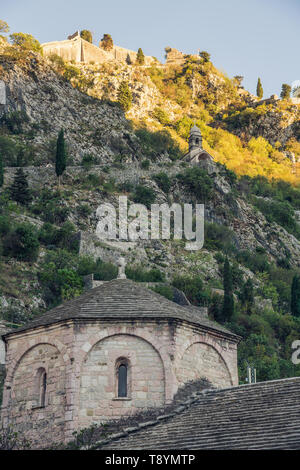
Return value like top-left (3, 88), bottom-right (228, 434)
top-left (3, 279), bottom-right (238, 339)
top-left (99, 377), bottom-right (300, 450)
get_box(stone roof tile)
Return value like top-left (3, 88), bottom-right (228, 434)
top-left (3, 279), bottom-right (238, 340)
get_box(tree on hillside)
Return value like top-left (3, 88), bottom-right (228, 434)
top-left (9, 32), bottom-right (41, 53)
top-left (222, 258), bottom-right (234, 322)
top-left (10, 167), bottom-right (31, 205)
top-left (101, 34), bottom-right (113, 51)
top-left (199, 51), bottom-right (211, 63)
top-left (234, 75), bottom-right (244, 87)
top-left (256, 77), bottom-right (263, 99)
top-left (280, 83), bottom-right (291, 100)
top-left (0, 20), bottom-right (9, 34)
top-left (291, 274), bottom-right (300, 317)
top-left (55, 129), bottom-right (67, 187)
top-left (80, 30), bottom-right (93, 43)
top-left (136, 48), bottom-right (145, 65)
top-left (0, 153), bottom-right (3, 187)
top-left (117, 81), bottom-right (132, 112)
top-left (240, 278), bottom-right (254, 314)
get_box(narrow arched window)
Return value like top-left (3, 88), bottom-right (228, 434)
top-left (39, 370), bottom-right (47, 407)
top-left (195, 138), bottom-right (199, 145)
top-left (118, 364), bottom-right (127, 397)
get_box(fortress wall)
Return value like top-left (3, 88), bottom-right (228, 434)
top-left (81, 40), bottom-right (112, 63)
top-left (42, 39), bottom-right (82, 62)
top-left (42, 37), bottom-right (155, 65)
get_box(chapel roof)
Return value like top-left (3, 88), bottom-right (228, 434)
top-left (3, 279), bottom-right (238, 340)
top-left (190, 124), bottom-right (201, 134)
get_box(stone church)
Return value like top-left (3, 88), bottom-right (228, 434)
top-left (1, 261), bottom-right (239, 446)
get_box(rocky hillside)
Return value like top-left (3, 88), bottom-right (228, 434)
top-left (1, 38), bottom-right (300, 385)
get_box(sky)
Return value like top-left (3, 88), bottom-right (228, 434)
top-left (2, 0), bottom-right (299, 97)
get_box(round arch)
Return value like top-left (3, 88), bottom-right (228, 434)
top-left (176, 340), bottom-right (233, 388)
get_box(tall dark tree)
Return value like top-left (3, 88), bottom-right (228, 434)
top-left (117, 81), bottom-right (132, 112)
top-left (240, 278), bottom-right (254, 314)
top-left (291, 274), bottom-right (300, 317)
top-left (55, 129), bottom-right (67, 187)
top-left (136, 48), bottom-right (145, 65)
top-left (10, 167), bottom-right (31, 205)
top-left (0, 153), bottom-right (3, 187)
top-left (101, 34), bottom-right (113, 51)
top-left (222, 258), bottom-right (234, 322)
top-left (256, 77), bottom-right (263, 99)
top-left (80, 30), bottom-right (93, 43)
top-left (280, 83), bottom-right (291, 100)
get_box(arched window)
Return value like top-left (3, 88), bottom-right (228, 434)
top-left (195, 138), bottom-right (199, 145)
top-left (35, 367), bottom-right (47, 407)
top-left (40, 370), bottom-right (47, 407)
top-left (118, 364), bottom-right (127, 397)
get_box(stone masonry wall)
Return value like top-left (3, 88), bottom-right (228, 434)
top-left (42, 37), bottom-right (154, 66)
top-left (1, 318), bottom-right (238, 446)
top-left (173, 323), bottom-right (238, 389)
top-left (4, 343), bottom-right (66, 446)
top-left (79, 333), bottom-right (165, 427)
top-left (1, 322), bottom-right (74, 447)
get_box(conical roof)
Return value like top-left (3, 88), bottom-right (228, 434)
top-left (190, 124), bottom-right (201, 135)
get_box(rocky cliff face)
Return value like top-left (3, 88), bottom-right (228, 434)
top-left (0, 51), bottom-right (142, 165)
top-left (0, 43), bottom-right (299, 319)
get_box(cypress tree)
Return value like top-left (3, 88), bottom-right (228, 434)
top-left (117, 81), bottom-right (132, 112)
top-left (256, 77), bottom-right (263, 99)
top-left (136, 48), bottom-right (145, 65)
top-left (55, 129), bottom-right (67, 187)
top-left (0, 153), bottom-right (3, 187)
top-left (10, 167), bottom-right (31, 205)
top-left (291, 274), bottom-right (300, 317)
top-left (222, 258), bottom-right (234, 322)
top-left (241, 278), bottom-right (254, 314)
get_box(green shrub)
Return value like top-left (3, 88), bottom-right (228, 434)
top-left (140, 159), bottom-right (150, 170)
top-left (132, 185), bottom-right (156, 209)
top-left (81, 154), bottom-right (98, 169)
top-left (93, 259), bottom-right (118, 281)
top-left (177, 167), bottom-right (213, 202)
top-left (204, 222), bottom-right (235, 252)
top-left (0, 111), bottom-right (29, 134)
top-left (172, 275), bottom-right (210, 306)
top-left (76, 204), bottom-right (92, 218)
top-left (153, 172), bottom-right (172, 193)
top-left (136, 128), bottom-right (181, 160)
top-left (152, 107), bottom-right (170, 125)
top-left (38, 249), bottom-right (82, 305)
top-left (3, 223), bottom-right (39, 261)
top-left (150, 284), bottom-right (174, 300)
top-left (236, 249), bottom-right (270, 273)
top-left (126, 266), bottom-right (165, 282)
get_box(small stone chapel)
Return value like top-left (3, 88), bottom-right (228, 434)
top-left (1, 257), bottom-right (239, 446)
